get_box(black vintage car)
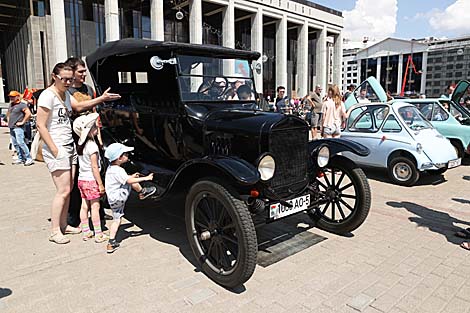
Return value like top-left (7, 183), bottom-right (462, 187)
top-left (87, 38), bottom-right (371, 288)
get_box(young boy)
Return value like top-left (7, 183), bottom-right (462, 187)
top-left (104, 143), bottom-right (156, 253)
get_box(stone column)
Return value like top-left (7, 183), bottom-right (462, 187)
top-left (297, 20), bottom-right (309, 97)
top-left (189, 0), bottom-right (202, 44)
top-left (275, 14), bottom-right (287, 93)
top-left (397, 53), bottom-right (403, 94)
top-left (376, 56), bottom-right (381, 83)
top-left (105, 0), bottom-right (120, 41)
top-left (222, 0), bottom-right (235, 48)
top-left (150, 0), bottom-right (164, 40)
top-left (0, 59), bottom-right (4, 103)
top-left (420, 51), bottom-right (428, 94)
top-left (333, 32), bottom-right (342, 88)
top-left (49, 0), bottom-right (68, 63)
top-left (251, 7), bottom-right (263, 93)
top-left (315, 26), bottom-right (327, 95)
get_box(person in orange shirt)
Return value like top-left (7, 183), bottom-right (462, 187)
top-left (7, 90), bottom-right (34, 166)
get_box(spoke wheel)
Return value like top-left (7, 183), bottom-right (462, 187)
top-left (388, 156), bottom-right (419, 186)
top-left (308, 157), bottom-right (371, 234)
top-left (185, 179), bottom-right (257, 288)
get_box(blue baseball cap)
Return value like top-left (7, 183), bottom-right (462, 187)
top-left (104, 143), bottom-right (134, 162)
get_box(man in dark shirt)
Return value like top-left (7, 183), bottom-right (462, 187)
top-left (7, 90), bottom-right (34, 166)
top-left (275, 86), bottom-right (290, 114)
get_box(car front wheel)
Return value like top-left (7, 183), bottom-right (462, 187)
top-left (308, 157), bottom-right (371, 234)
top-left (185, 179), bottom-right (257, 288)
top-left (388, 156), bottom-right (419, 186)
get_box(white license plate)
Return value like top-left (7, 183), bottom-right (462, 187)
top-left (448, 158), bottom-right (461, 168)
top-left (269, 194), bottom-right (310, 220)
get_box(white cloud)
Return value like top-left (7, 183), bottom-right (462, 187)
top-left (427, 0), bottom-right (470, 34)
top-left (342, 0), bottom-right (398, 42)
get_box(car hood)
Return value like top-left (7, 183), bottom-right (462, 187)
top-left (204, 109), bottom-right (293, 134)
top-left (413, 128), bottom-right (458, 162)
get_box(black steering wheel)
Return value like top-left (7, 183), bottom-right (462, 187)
top-left (197, 77), bottom-right (229, 99)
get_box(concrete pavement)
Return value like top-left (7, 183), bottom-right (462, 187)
top-left (0, 128), bottom-right (469, 313)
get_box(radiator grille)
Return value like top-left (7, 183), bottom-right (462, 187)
top-left (269, 127), bottom-right (308, 197)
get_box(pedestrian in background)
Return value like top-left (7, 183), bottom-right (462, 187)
top-left (7, 90), bottom-right (34, 166)
top-left (343, 84), bottom-right (355, 102)
top-left (275, 86), bottom-right (290, 114)
top-left (104, 143), bottom-right (156, 253)
top-left (320, 85), bottom-right (348, 138)
top-left (73, 113), bottom-right (108, 243)
top-left (311, 85), bottom-right (323, 139)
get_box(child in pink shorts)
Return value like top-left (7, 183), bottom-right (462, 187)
top-left (73, 113), bottom-right (108, 243)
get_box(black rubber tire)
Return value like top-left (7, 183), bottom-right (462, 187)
top-left (388, 156), bottom-right (419, 186)
top-left (185, 179), bottom-right (257, 288)
top-left (308, 157), bottom-right (371, 234)
top-left (451, 140), bottom-right (464, 159)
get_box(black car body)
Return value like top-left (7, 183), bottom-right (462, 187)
top-left (87, 38), bottom-right (371, 288)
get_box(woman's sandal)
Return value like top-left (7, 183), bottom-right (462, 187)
top-left (49, 232), bottom-right (70, 244)
top-left (461, 242), bottom-right (470, 251)
top-left (64, 225), bottom-right (82, 235)
top-left (455, 228), bottom-right (470, 239)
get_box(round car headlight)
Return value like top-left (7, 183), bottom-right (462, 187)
top-left (258, 155), bottom-right (275, 181)
top-left (317, 146), bottom-right (330, 167)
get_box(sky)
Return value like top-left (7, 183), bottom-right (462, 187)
top-left (312, 0), bottom-right (470, 42)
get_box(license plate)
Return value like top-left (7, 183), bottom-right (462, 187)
top-left (269, 194), bottom-right (310, 220)
top-left (448, 158), bottom-right (461, 168)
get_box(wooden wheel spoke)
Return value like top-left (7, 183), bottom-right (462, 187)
top-left (341, 194), bottom-right (357, 199)
top-left (339, 183), bottom-right (353, 192)
top-left (321, 201), bottom-right (330, 214)
top-left (221, 233), bottom-right (238, 245)
top-left (336, 201), bottom-right (346, 219)
top-left (331, 201), bottom-right (335, 220)
top-left (339, 198), bottom-right (355, 212)
top-left (336, 172), bottom-right (346, 188)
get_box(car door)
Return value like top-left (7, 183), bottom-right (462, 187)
top-left (342, 105), bottom-right (389, 167)
top-left (344, 76), bottom-right (388, 110)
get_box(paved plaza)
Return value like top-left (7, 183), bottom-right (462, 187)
top-left (0, 128), bottom-right (469, 313)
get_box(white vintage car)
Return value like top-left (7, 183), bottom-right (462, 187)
top-left (341, 101), bottom-right (461, 186)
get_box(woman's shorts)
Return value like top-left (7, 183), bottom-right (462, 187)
top-left (42, 143), bottom-right (78, 173)
top-left (78, 180), bottom-right (101, 200)
top-left (323, 125), bottom-right (341, 136)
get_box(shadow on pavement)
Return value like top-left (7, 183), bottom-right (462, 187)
top-left (0, 288), bottom-right (12, 299)
top-left (122, 191), bottom-right (328, 291)
top-left (452, 198), bottom-right (470, 205)
top-left (363, 168), bottom-right (446, 186)
top-left (386, 201), bottom-right (470, 245)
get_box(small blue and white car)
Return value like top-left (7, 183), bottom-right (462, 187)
top-left (341, 101), bottom-right (461, 186)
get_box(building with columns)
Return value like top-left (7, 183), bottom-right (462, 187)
top-left (342, 36), bottom-right (470, 97)
top-left (0, 0), bottom-right (343, 103)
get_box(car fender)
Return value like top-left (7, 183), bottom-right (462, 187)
top-left (174, 156), bottom-right (260, 187)
top-left (309, 138), bottom-right (370, 157)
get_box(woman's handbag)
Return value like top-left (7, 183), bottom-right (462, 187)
top-left (31, 131), bottom-right (44, 162)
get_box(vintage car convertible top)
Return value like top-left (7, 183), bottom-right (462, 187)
top-left (87, 38), bottom-right (371, 288)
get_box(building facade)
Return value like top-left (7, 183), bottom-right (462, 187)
top-left (0, 0), bottom-right (344, 103)
top-left (342, 36), bottom-right (470, 98)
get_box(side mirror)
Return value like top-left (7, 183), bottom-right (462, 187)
top-left (150, 56), bottom-right (177, 70)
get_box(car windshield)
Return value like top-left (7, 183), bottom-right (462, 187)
top-left (177, 55), bottom-right (256, 102)
top-left (397, 106), bottom-right (433, 130)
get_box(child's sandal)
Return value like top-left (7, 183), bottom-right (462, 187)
top-left (82, 232), bottom-right (94, 241)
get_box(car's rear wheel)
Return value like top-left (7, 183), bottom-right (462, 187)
top-left (388, 156), bottom-right (419, 186)
top-left (308, 157), bottom-right (371, 234)
top-left (185, 179), bottom-right (257, 288)
top-left (450, 140), bottom-right (464, 159)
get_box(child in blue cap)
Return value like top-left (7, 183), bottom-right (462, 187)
top-left (104, 143), bottom-right (156, 253)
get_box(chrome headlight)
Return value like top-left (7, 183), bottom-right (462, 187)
top-left (258, 155), bottom-right (275, 181)
top-left (317, 146), bottom-right (330, 167)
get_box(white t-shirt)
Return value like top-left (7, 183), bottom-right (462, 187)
top-left (37, 89), bottom-right (73, 145)
top-left (78, 140), bottom-right (101, 181)
top-left (105, 165), bottom-right (131, 204)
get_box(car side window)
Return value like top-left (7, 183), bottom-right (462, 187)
top-left (382, 115), bottom-right (402, 132)
top-left (349, 111), bottom-right (373, 131)
top-left (431, 103), bottom-right (449, 121)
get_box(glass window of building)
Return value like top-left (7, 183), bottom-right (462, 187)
top-left (287, 25), bottom-right (298, 97)
top-left (263, 19), bottom-right (276, 99)
top-left (119, 0), bottom-right (151, 40)
top-left (234, 10), bottom-right (251, 51)
top-left (163, 2), bottom-right (189, 42)
top-left (33, 0), bottom-right (49, 16)
top-left (307, 32), bottom-right (316, 92)
top-left (401, 53), bottom-right (422, 94)
top-left (202, 2), bottom-right (223, 46)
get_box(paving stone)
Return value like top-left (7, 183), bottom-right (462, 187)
top-left (440, 297), bottom-right (470, 313)
top-left (184, 288), bottom-right (217, 305)
top-left (346, 293), bottom-right (375, 312)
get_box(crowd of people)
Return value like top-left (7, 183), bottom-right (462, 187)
top-left (273, 84), bottom-right (351, 139)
